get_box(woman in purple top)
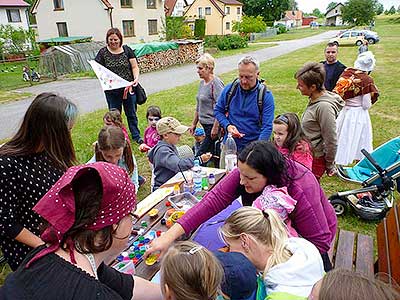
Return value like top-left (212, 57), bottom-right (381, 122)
top-left (146, 141), bottom-right (337, 271)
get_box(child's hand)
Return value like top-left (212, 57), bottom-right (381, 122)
top-left (326, 166), bottom-right (338, 177)
top-left (200, 152), bottom-right (212, 163)
top-left (139, 143), bottom-right (151, 152)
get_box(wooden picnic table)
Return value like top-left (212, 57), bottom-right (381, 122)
top-left (111, 167), bottom-right (226, 280)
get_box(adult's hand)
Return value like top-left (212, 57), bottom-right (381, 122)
top-left (227, 125), bottom-right (245, 138)
top-left (211, 124), bottom-right (219, 140)
top-left (189, 124), bottom-right (196, 135)
top-left (132, 78), bottom-right (139, 87)
top-left (144, 223), bottom-right (185, 260)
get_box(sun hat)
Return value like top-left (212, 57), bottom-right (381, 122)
top-left (214, 251), bottom-right (258, 300)
top-left (156, 117), bottom-right (189, 135)
top-left (354, 51), bottom-right (376, 72)
top-left (194, 127), bottom-right (205, 136)
top-left (26, 162), bottom-right (136, 267)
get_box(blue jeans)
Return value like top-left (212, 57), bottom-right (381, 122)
top-left (105, 88), bottom-right (142, 143)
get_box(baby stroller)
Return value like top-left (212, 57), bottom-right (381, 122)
top-left (329, 137), bottom-right (400, 221)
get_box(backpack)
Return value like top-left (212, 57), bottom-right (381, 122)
top-left (225, 78), bottom-right (268, 127)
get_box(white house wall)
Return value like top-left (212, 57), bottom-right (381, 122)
top-left (0, 7), bottom-right (29, 30)
top-left (34, 0), bottom-right (165, 43)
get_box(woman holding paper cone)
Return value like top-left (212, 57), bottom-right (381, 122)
top-left (95, 28), bottom-right (143, 144)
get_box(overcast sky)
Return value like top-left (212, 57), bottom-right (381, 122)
top-left (297, 0), bottom-right (400, 13)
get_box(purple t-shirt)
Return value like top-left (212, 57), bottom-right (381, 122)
top-left (144, 126), bottom-right (160, 148)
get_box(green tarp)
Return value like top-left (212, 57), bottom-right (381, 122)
top-left (38, 36), bottom-right (92, 43)
top-left (126, 41), bottom-right (179, 57)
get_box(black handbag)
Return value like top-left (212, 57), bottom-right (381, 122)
top-left (134, 83), bottom-right (147, 105)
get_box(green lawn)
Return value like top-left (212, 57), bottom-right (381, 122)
top-left (209, 43), bottom-right (277, 58)
top-left (1, 15), bottom-right (399, 283)
top-left (255, 26), bottom-right (349, 42)
top-left (70, 15), bottom-right (399, 238)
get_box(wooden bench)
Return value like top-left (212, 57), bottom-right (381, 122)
top-left (329, 228), bottom-right (374, 277)
top-left (376, 203), bottom-right (400, 285)
top-left (329, 203), bottom-right (400, 286)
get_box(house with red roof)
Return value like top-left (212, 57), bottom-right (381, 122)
top-left (164, 0), bottom-right (192, 17)
top-left (183, 0), bottom-right (242, 35)
top-left (274, 10), bottom-right (303, 29)
top-left (31, 0), bottom-right (165, 43)
top-left (0, 0), bottom-right (30, 30)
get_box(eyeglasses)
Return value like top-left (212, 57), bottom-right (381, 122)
top-left (148, 117), bottom-right (160, 122)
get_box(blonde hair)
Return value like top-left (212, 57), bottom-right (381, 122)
top-left (196, 53), bottom-right (215, 73)
top-left (319, 268), bottom-right (400, 300)
top-left (220, 207), bottom-right (291, 273)
top-left (161, 241), bottom-right (223, 300)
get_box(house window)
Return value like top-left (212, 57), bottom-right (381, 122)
top-left (148, 19), bottom-right (158, 35)
top-left (225, 7), bottom-right (230, 14)
top-left (121, 0), bottom-right (132, 7)
top-left (205, 7), bottom-right (211, 15)
top-left (189, 24), bottom-right (194, 31)
top-left (6, 9), bottom-right (21, 22)
top-left (53, 0), bottom-right (64, 10)
top-left (147, 0), bottom-right (156, 9)
top-left (122, 20), bottom-right (135, 36)
top-left (198, 7), bottom-right (203, 17)
top-left (226, 22), bottom-right (230, 30)
top-left (56, 22), bottom-right (68, 37)
top-left (237, 7), bottom-right (241, 14)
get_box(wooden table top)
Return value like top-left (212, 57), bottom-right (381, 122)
top-left (111, 168), bottom-right (225, 280)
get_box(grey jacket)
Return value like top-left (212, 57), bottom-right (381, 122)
top-left (148, 141), bottom-right (195, 190)
top-left (302, 91), bottom-right (344, 169)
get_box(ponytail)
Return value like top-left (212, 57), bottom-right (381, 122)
top-left (220, 207), bottom-right (292, 273)
top-left (262, 209), bottom-right (292, 272)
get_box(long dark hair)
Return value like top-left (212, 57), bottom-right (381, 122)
top-left (0, 92), bottom-right (77, 170)
top-left (238, 140), bottom-right (287, 187)
top-left (59, 168), bottom-right (115, 253)
top-left (273, 113), bottom-right (309, 154)
top-left (95, 126), bottom-right (134, 175)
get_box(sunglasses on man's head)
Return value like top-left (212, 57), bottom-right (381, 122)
top-left (148, 117), bottom-right (160, 122)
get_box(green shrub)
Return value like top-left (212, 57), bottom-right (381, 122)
top-left (194, 19), bottom-right (206, 39)
top-left (274, 24), bottom-right (288, 34)
top-left (204, 34), bottom-right (248, 50)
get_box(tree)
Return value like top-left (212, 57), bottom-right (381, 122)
top-left (288, 0), bottom-right (298, 10)
top-left (326, 2), bottom-right (338, 13)
top-left (241, 0), bottom-right (290, 22)
top-left (311, 8), bottom-right (324, 18)
top-left (342, 0), bottom-right (377, 26)
top-left (233, 15), bottom-right (267, 36)
top-left (374, 2), bottom-right (384, 15)
top-left (387, 5), bottom-right (396, 14)
top-left (164, 17), bottom-right (192, 40)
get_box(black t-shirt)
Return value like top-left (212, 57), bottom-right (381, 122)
top-left (0, 153), bottom-right (64, 271)
top-left (95, 45), bottom-right (137, 82)
top-left (0, 245), bottom-right (134, 300)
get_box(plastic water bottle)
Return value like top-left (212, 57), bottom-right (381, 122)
top-left (193, 159), bottom-right (202, 193)
top-left (224, 133), bottom-right (237, 173)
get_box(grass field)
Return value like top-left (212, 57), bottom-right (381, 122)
top-left (71, 15), bottom-right (400, 236)
top-left (1, 14), bottom-right (399, 283)
top-left (254, 25), bottom-right (347, 42)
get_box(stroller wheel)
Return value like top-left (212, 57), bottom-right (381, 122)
top-left (330, 198), bottom-right (347, 216)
